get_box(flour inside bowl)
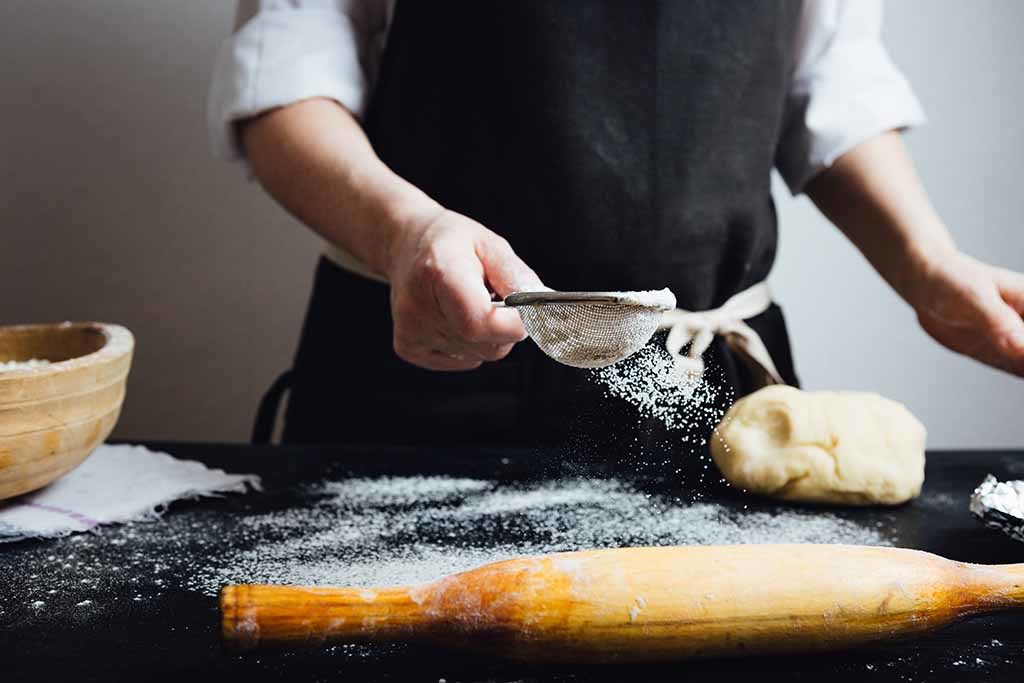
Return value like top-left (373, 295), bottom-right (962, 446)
top-left (0, 359), bottom-right (51, 372)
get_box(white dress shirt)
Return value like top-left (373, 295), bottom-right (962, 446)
top-left (209, 0), bottom-right (925, 195)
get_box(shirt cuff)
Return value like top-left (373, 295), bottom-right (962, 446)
top-left (776, 43), bottom-right (927, 195)
top-left (207, 8), bottom-right (370, 162)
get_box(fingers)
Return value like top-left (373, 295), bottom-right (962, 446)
top-left (455, 341), bottom-right (517, 362)
top-left (392, 253), bottom-right (521, 369)
top-left (476, 233), bottom-right (544, 297)
top-left (424, 334), bottom-right (516, 363)
top-left (981, 267), bottom-right (1024, 367)
top-left (990, 302), bottom-right (1024, 374)
top-left (388, 212), bottom-right (539, 371)
top-left (995, 266), bottom-right (1024, 315)
top-left (915, 257), bottom-right (1024, 378)
top-left (435, 258), bottom-right (528, 344)
top-left (393, 337), bottom-right (515, 371)
top-left (423, 353), bottom-right (481, 371)
top-left (966, 274), bottom-right (1024, 376)
top-left (395, 347), bottom-right (481, 371)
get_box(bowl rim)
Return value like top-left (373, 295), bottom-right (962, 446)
top-left (0, 322), bottom-right (134, 378)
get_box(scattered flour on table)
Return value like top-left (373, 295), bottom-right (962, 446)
top-left (851, 636), bottom-right (1013, 679)
top-left (3, 474), bottom-right (895, 620)
top-left (7, 472), bottom-right (1014, 674)
top-left (6, 471), bottom-right (1016, 676)
top-left (186, 475), bottom-right (891, 591)
top-left (0, 359), bottom-right (50, 372)
top-left (317, 476), bottom-right (491, 505)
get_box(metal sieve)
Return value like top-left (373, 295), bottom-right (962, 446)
top-left (499, 291), bottom-right (675, 369)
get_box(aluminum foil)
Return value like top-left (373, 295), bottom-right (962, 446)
top-left (970, 474), bottom-right (1024, 542)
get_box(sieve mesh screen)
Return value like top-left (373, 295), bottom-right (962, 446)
top-left (515, 303), bottom-right (663, 369)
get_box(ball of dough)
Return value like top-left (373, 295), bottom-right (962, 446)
top-left (710, 385), bottom-right (926, 505)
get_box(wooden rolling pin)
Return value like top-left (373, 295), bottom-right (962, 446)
top-left (221, 544), bottom-right (1024, 661)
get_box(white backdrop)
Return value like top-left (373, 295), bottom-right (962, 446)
top-left (771, 0), bottom-right (1024, 447)
top-left (1, 1), bottom-right (1021, 447)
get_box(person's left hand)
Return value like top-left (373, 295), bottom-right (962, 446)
top-left (909, 250), bottom-right (1024, 377)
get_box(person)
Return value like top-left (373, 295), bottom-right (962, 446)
top-left (209, 1), bottom-right (1024, 453)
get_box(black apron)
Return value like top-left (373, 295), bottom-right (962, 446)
top-left (274, 1), bottom-right (803, 460)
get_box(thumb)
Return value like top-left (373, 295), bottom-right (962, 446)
top-left (990, 300), bottom-right (1024, 355)
top-left (980, 298), bottom-right (1024, 370)
top-left (990, 266), bottom-right (1024, 358)
top-left (476, 233), bottom-right (544, 297)
top-left (995, 266), bottom-right (1024, 315)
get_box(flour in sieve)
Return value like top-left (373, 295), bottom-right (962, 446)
top-left (612, 288), bottom-right (676, 310)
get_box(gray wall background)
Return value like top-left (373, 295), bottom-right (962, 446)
top-left (1, 1), bottom-right (1021, 447)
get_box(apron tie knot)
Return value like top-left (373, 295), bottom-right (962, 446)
top-left (659, 281), bottom-right (785, 388)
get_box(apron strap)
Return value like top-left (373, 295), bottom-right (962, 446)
top-left (252, 370), bottom-right (293, 444)
top-left (660, 282), bottom-right (785, 388)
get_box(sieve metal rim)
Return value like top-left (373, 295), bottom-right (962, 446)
top-left (503, 291), bottom-right (671, 309)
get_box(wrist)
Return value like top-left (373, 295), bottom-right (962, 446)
top-left (368, 183), bottom-right (445, 280)
top-left (895, 233), bottom-right (959, 310)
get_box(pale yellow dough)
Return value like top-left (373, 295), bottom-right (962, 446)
top-left (710, 385), bottom-right (926, 505)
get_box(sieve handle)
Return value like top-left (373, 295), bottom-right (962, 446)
top-left (504, 291), bottom-right (630, 307)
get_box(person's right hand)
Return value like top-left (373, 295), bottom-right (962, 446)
top-left (384, 208), bottom-right (544, 371)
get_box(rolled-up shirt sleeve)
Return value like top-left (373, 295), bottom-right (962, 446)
top-left (776, 0), bottom-right (927, 194)
top-left (207, 0), bottom-right (390, 161)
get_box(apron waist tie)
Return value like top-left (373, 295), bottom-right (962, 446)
top-left (659, 281), bottom-right (785, 389)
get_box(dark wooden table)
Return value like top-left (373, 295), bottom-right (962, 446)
top-left (3, 442), bottom-right (1024, 682)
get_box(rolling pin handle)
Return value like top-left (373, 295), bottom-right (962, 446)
top-left (220, 583), bottom-right (434, 650)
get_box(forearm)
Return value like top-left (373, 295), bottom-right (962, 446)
top-left (239, 97), bottom-right (442, 278)
top-left (805, 131), bottom-right (956, 307)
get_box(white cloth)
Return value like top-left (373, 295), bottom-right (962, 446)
top-left (0, 444), bottom-right (260, 543)
top-left (660, 282), bottom-right (784, 387)
top-left (209, 0), bottom-right (926, 195)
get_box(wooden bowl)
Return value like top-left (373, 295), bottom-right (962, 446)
top-left (0, 323), bottom-right (134, 500)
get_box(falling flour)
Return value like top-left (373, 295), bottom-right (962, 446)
top-left (590, 342), bottom-right (730, 433)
